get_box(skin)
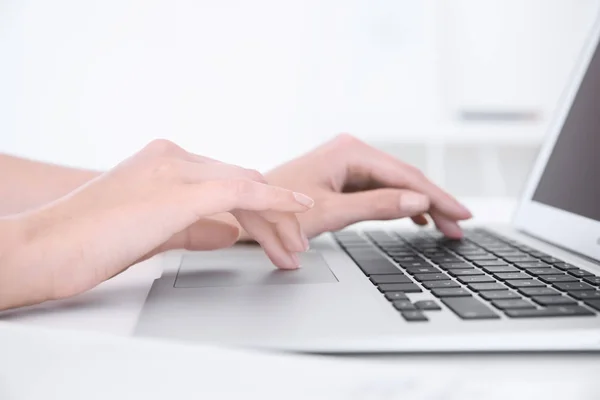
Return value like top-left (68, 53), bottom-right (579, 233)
top-left (0, 134), bottom-right (471, 311)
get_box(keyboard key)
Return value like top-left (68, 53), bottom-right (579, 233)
top-left (583, 300), bottom-right (600, 312)
top-left (493, 250), bottom-right (526, 257)
top-left (370, 274), bottom-right (412, 285)
top-left (583, 276), bottom-right (600, 286)
top-left (422, 248), bottom-right (449, 255)
top-left (468, 282), bottom-right (507, 291)
top-left (567, 269), bottom-right (594, 278)
top-left (526, 267), bottom-right (564, 276)
top-left (455, 250), bottom-right (488, 256)
top-left (414, 300), bottom-right (442, 310)
top-left (473, 260), bottom-right (509, 267)
top-left (457, 275), bottom-right (495, 284)
top-left (571, 291), bottom-right (600, 300)
top-left (413, 273), bottom-right (450, 282)
top-left (553, 262), bottom-right (579, 271)
top-left (399, 261), bottom-right (432, 269)
top-left (432, 288), bottom-right (472, 297)
top-left (392, 300), bottom-right (416, 311)
top-left (448, 269), bottom-right (483, 277)
top-left (378, 283), bottom-right (422, 293)
top-left (385, 292), bottom-right (409, 301)
top-left (349, 257), bottom-right (402, 276)
top-left (492, 299), bottom-right (535, 309)
top-left (405, 266), bottom-right (441, 274)
top-left (423, 280), bottom-right (460, 289)
top-left (554, 282), bottom-right (595, 292)
top-left (527, 251), bottom-right (548, 258)
top-left (392, 256), bottom-right (421, 263)
top-left (506, 306), bottom-right (595, 319)
top-left (494, 272), bottom-right (530, 280)
top-left (428, 256), bottom-right (463, 264)
top-left (533, 296), bottom-right (577, 306)
top-left (518, 287), bottom-right (562, 297)
top-left (480, 291), bottom-right (522, 300)
top-left (482, 266), bottom-right (520, 273)
top-left (438, 263), bottom-right (473, 270)
top-left (401, 311), bottom-right (428, 322)
top-left (516, 262), bottom-right (551, 270)
top-left (505, 279), bottom-right (545, 288)
top-left (464, 255), bottom-right (498, 261)
top-left (540, 256), bottom-right (564, 264)
top-left (539, 275), bottom-right (578, 284)
top-left (568, 269), bottom-right (594, 278)
top-left (503, 256), bottom-right (539, 263)
top-left (442, 297), bottom-right (500, 320)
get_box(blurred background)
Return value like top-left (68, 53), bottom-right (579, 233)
top-left (1, 0), bottom-right (599, 198)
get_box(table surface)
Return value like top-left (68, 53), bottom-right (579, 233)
top-left (1, 197), bottom-right (518, 336)
top-left (4, 196), bottom-right (600, 400)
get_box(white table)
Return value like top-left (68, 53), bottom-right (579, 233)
top-left (0, 197), bottom-right (518, 336)
top-left (3, 196), bottom-right (600, 400)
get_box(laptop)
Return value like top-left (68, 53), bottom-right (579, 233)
top-left (135, 20), bottom-right (600, 353)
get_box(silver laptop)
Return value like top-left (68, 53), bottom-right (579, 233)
top-left (135, 20), bottom-right (600, 353)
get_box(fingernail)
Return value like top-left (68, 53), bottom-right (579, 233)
top-left (290, 253), bottom-right (301, 268)
top-left (400, 193), bottom-right (429, 214)
top-left (293, 192), bottom-right (315, 208)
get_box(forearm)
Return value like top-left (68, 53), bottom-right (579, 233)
top-left (0, 154), bottom-right (99, 216)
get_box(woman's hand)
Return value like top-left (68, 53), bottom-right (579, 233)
top-left (0, 140), bottom-right (313, 310)
top-left (264, 134), bottom-right (472, 239)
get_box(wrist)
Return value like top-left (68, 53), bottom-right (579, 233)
top-left (0, 216), bottom-right (44, 310)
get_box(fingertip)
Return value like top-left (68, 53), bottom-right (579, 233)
top-left (441, 223), bottom-right (464, 239)
top-left (455, 203), bottom-right (473, 219)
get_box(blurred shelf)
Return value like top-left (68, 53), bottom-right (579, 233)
top-left (359, 121), bottom-right (547, 146)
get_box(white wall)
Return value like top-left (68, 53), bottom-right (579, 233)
top-left (0, 0), bottom-right (440, 170)
top-left (436, 0), bottom-right (600, 118)
top-left (0, 1), bottom-right (597, 171)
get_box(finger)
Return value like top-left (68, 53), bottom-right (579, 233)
top-left (411, 214), bottom-right (429, 226)
top-left (136, 218), bottom-right (240, 263)
top-left (158, 218), bottom-right (240, 252)
top-left (188, 180), bottom-right (314, 215)
top-left (261, 211), bottom-right (308, 253)
top-left (430, 209), bottom-right (464, 239)
top-left (232, 210), bottom-right (300, 269)
top-left (338, 136), bottom-right (471, 220)
top-left (321, 189), bottom-right (430, 232)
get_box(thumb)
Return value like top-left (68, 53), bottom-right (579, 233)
top-left (324, 189), bottom-right (430, 232)
top-left (154, 217), bottom-right (241, 252)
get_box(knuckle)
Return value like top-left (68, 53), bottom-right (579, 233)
top-left (244, 168), bottom-right (266, 183)
top-left (144, 139), bottom-right (182, 156)
top-left (227, 178), bottom-right (255, 198)
top-left (334, 133), bottom-right (363, 149)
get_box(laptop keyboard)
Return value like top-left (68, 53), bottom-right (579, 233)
top-left (333, 229), bottom-right (600, 322)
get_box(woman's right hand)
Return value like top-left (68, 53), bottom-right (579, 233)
top-left (0, 139), bottom-right (313, 310)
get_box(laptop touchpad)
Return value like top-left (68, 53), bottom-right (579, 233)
top-left (174, 246), bottom-right (337, 288)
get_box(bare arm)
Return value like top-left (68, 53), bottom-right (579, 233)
top-left (0, 154), bottom-right (99, 215)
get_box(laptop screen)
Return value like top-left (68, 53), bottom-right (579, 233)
top-left (531, 37), bottom-right (600, 222)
